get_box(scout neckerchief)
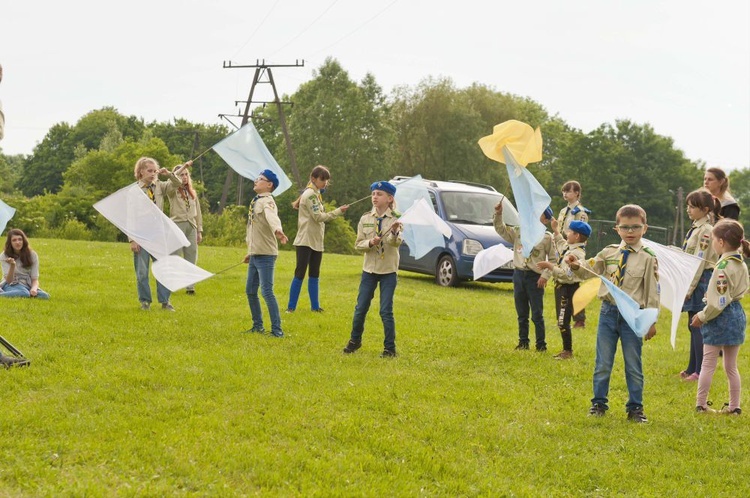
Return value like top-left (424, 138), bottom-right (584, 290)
top-left (722, 253), bottom-right (743, 265)
top-left (146, 183), bottom-right (156, 203)
top-left (557, 247), bottom-right (569, 265)
top-left (375, 213), bottom-right (386, 259)
top-left (178, 185), bottom-right (192, 211)
top-left (681, 224), bottom-right (697, 251)
top-left (248, 195), bottom-right (260, 225)
top-left (614, 246), bottom-right (634, 287)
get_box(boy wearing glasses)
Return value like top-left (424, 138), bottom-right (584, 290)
top-left (567, 204), bottom-right (659, 423)
top-left (244, 169), bottom-right (288, 337)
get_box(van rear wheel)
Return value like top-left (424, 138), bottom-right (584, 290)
top-left (436, 255), bottom-right (459, 287)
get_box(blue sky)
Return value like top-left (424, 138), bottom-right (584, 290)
top-left (1, 0), bottom-right (748, 170)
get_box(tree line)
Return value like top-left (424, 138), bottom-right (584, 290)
top-left (0, 57), bottom-right (747, 251)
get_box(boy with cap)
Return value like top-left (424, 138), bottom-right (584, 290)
top-left (343, 181), bottom-right (403, 358)
top-left (494, 203), bottom-right (554, 352)
top-left (537, 218), bottom-right (592, 359)
top-left (243, 169), bottom-right (288, 337)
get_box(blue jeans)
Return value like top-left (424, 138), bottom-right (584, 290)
top-left (246, 255), bottom-right (283, 336)
top-left (350, 271), bottom-right (397, 350)
top-left (0, 283), bottom-right (50, 299)
top-left (513, 269), bottom-right (546, 348)
top-left (134, 248), bottom-right (171, 304)
top-left (592, 302), bottom-right (644, 412)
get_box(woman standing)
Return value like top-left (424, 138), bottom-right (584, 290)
top-left (0, 228), bottom-right (50, 299)
top-left (166, 161), bottom-right (203, 295)
top-left (704, 167), bottom-right (741, 220)
top-left (287, 165), bottom-right (348, 312)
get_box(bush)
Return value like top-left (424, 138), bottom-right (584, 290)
top-left (202, 204), bottom-right (247, 247)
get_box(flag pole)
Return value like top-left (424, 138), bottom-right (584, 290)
top-left (348, 194), bottom-right (372, 206)
top-left (213, 261), bottom-right (246, 276)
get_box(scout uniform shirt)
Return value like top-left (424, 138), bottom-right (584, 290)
top-left (557, 201), bottom-right (590, 237)
top-left (138, 172), bottom-right (180, 211)
top-left (681, 215), bottom-right (717, 295)
top-left (355, 207), bottom-right (402, 274)
top-left (246, 193), bottom-right (283, 256)
top-left (493, 215), bottom-right (553, 281)
top-left (696, 252), bottom-right (749, 323)
top-left (166, 183), bottom-right (203, 233)
top-left (574, 241), bottom-right (660, 309)
top-left (293, 185), bottom-right (344, 252)
top-left (550, 232), bottom-right (586, 285)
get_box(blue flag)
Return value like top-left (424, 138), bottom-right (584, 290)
top-left (503, 147), bottom-right (551, 257)
top-left (394, 176), bottom-right (451, 260)
top-left (0, 199), bottom-right (16, 235)
top-left (212, 121), bottom-right (292, 197)
top-left (599, 277), bottom-right (659, 337)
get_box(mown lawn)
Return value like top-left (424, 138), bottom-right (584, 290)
top-left (0, 239), bottom-right (747, 497)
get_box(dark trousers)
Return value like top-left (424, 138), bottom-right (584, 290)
top-left (350, 272), bottom-right (397, 350)
top-left (555, 283), bottom-right (579, 351)
top-left (686, 311), bottom-right (703, 374)
top-left (294, 246), bottom-right (323, 279)
top-left (513, 269), bottom-right (546, 348)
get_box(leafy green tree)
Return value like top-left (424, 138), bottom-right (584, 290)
top-left (259, 58), bottom-right (396, 210)
top-left (0, 152), bottom-right (24, 194)
top-left (18, 107), bottom-right (146, 196)
top-left (149, 119), bottom-right (230, 210)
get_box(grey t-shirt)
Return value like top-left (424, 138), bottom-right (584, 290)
top-left (1, 251), bottom-right (40, 288)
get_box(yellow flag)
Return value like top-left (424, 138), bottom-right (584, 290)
top-left (573, 278), bottom-right (601, 315)
top-left (477, 120), bottom-right (543, 167)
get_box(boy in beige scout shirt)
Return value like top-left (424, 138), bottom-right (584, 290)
top-left (243, 169), bottom-right (288, 338)
top-left (537, 219), bottom-right (591, 359)
top-left (494, 203), bottom-right (554, 352)
top-left (691, 219), bottom-right (750, 415)
top-left (343, 181), bottom-right (403, 358)
top-left (567, 204), bottom-right (659, 423)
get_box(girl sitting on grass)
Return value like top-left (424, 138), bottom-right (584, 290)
top-left (0, 228), bottom-right (50, 299)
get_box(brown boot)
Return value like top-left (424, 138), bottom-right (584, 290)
top-left (553, 350), bottom-right (573, 360)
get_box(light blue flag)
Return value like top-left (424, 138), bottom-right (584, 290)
top-left (212, 121), bottom-right (292, 197)
top-left (393, 176), bottom-right (450, 260)
top-left (502, 147), bottom-right (551, 257)
top-left (0, 199), bottom-right (16, 234)
top-left (599, 277), bottom-right (660, 338)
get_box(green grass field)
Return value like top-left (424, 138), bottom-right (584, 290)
top-left (1, 239), bottom-right (747, 497)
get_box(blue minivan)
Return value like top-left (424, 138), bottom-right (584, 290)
top-left (391, 177), bottom-right (520, 287)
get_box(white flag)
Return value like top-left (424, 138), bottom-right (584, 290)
top-left (0, 199), bottom-right (16, 234)
top-left (212, 121), bottom-right (292, 197)
top-left (642, 239), bottom-right (704, 349)
top-left (152, 255), bottom-right (214, 292)
top-left (94, 184), bottom-right (189, 259)
top-left (398, 197), bottom-right (452, 259)
top-left (473, 243), bottom-right (514, 280)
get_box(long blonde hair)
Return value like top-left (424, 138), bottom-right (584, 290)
top-left (173, 166), bottom-right (197, 199)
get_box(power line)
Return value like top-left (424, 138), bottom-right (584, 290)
top-left (232, 0), bottom-right (282, 58)
top-left (269, 0), bottom-right (342, 58)
top-left (305, 0), bottom-right (399, 58)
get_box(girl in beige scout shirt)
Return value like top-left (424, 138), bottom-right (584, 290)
top-left (342, 181), bottom-right (402, 358)
top-left (287, 165), bottom-right (349, 312)
top-left (166, 162), bottom-right (203, 295)
top-left (679, 189), bottom-right (721, 382)
top-left (692, 219), bottom-right (750, 415)
top-left (131, 157), bottom-right (181, 311)
top-left (243, 169), bottom-right (288, 338)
